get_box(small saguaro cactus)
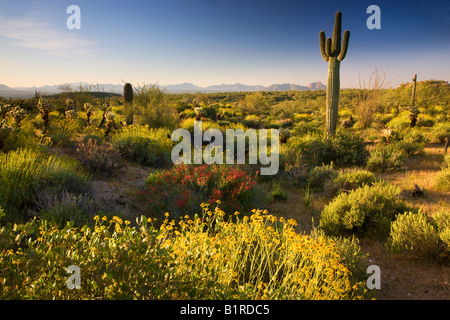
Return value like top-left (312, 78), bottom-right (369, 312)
top-left (319, 11), bottom-right (350, 137)
top-left (123, 83), bottom-right (134, 126)
top-left (37, 97), bottom-right (55, 133)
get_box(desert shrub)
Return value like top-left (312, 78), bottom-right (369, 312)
top-left (386, 111), bottom-right (410, 129)
top-left (366, 145), bottom-right (405, 172)
top-left (435, 167), bottom-right (450, 191)
top-left (387, 129), bottom-right (427, 157)
top-left (144, 164), bottom-right (262, 219)
top-left (391, 139), bottom-right (425, 157)
top-left (431, 122), bottom-right (450, 143)
top-left (134, 84), bottom-right (179, 130)
top-left (435, 155), bottom-right (450, 191)
top-left (324, 169), bottom-right (377, 197)
top-left (0, 206), bottom-right (366, 299)
top-left (0, 148), bottom-right (89, 222)
top-left (387, 211), bottom-right (441, 258)
top-left (112, 125), bottom-right (172, 167)
top-left (76, 138), bottom-right (124, 174)
top-left (270, 181), bottom-right (288, 202)
top-left (31, 191), bottom-right (107, 229)
top-left (308, 163), bottom-right (338, 192)
top-left (82, 134), bottom-right (103, 145)
top-left (242, 114), bottom-right (262, 129)
top-left (432, 209), bottom-right (450, 257)
top-left (319, 181), bottom-right (410, 237)
top-left (286, 132), bottom-right (368, 170)
top-left (290, 122), bottom-right (323, 137)
top-left (49, 126), bottom-right (74, 148)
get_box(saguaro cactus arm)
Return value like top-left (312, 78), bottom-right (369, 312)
top-left (337, 30), bottom-right (350, 61)
top-left (319, 31), bottom-right (329, 61)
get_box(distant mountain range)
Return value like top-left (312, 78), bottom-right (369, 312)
top-left (0, 81), bottom-right (326, 98)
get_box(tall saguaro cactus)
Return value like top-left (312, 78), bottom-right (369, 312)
top-left (319, 11), bottom-right (350, 136)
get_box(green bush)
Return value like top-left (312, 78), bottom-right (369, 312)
top-left (387, 211), bottom-right (440, 258)
top-left (319, 181), bottom-right (410, 237)
top-left (286, 132), bottom-right (368, 170)
top-left (366, 146), bottom-right (405, 172)
top-left (34, 192), bottom-right (109, 229)
top-left (0, 148), bottom-right (90, 222)
top-left (431, 122), bottom-right (450, 143)
top-left (324, 169), bottom-right (377, 197)
top-left (308, 163), bottom-right (338, 192)
top-left (435, 166), bottom-right (450, 191)
top-left (112, 125), bottom-right (172, 167)
top-left (431, 209), bottom-right (450, 256)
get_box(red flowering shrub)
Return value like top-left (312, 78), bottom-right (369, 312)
top-left (144, 164), bottom-right (262, 218)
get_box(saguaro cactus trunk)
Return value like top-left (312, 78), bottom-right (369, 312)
top-left (124, 83), bottom-right (134, 126)
top-left (319, 11), bottom-right (350, 137)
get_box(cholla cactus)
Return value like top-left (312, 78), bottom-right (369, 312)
top-left (84, 103), bottom-right (94, 126)
top-left (65, 109), bottom-right (78, 120)
top-left (0, 119), bottom-right (13, 149)
top-left (10, 106), bottom-right (27, 127)
top-left (0, 103), bottom-right (12, 120)
top-left (37, 97), bottom-right (55, 133)
top-left (104, 111), bottom-right (116, 137)
top-left (98, 103), bottom-right (110, 129)
top-left (66, 98), bottom-right (75, 111)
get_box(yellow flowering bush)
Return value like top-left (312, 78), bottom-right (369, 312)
top-left (0, 204), bottom-right (366, 299)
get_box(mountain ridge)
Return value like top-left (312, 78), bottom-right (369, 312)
top-left (0, 81), bottom-right (326, 98)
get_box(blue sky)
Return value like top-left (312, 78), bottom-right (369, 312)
top-left (0, 0), bottom-right (449, 88)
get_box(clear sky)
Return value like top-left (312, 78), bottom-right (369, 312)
top-left (0, 0), bottom-right (449, 89)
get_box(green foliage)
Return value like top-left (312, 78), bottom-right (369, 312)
top-left (435, 166), bottom-right (450, 191)
top-left (308, 163), bottom-right (338, 192)
top-left (324, 169), bottom-right (377, 197)
top-left (387, 211), bottom-right (442, 259)
top-left (366, 146), bottom-right (405, 172)
top-left (0, 207), bottom-right (366, 299)
top-left (285, 131), bottom-right (368, 170)
top-left (112, 125), bottom-right (172, 167)
top-left (431, 122), bottom-right (450, 143)
top-left (320, 181), bottom-right (410, 237)
top-left (133, 84), bottom-right (179, 130)
top-left (0, 148), bottom-right (90, 222)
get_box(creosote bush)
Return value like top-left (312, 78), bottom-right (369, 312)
top-left (366, 146), bottom-right (405, 172)
top-left (112, 125), bottom-right (172, 167)
top-left (319, 180), bottom-right (411, 237)
top-left (323, 169), bottom-right (377, 197)
top-left (387, 210), bottom-right (449, 260)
